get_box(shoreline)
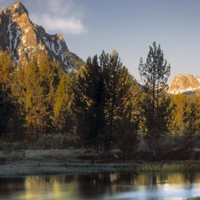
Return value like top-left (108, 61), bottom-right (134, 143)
top-left (1, 149), bottom-right (200, 177)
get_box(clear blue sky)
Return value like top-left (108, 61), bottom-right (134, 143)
top-left (1, 0), bottom-right (200, 83)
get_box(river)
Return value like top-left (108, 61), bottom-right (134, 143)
top-left (0, 172), bottom-right (200, 200)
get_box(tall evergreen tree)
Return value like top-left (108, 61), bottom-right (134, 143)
top-left (73, 55), bottom-right (104, 148)
top-left (115, 78), bottom-right (141, 159)
top-left (53, 73), bottom-right (73, 133)
top-left (168, 94), bottom-right (189, 133)
top-left (12, 63), bottom-right (26, 115)
top-left (138, 42), bottom-right (171, 158)
top-left (0, 51), bottom-right (15, 136)
top-left (101, 51), bottom-right (135, 150)
top-left (24, 58), bottom-right (45, 136)
top-left (73, 51), bottom-right (138, 152)
top-left (183, 99), bottom-right (196, 160)
top-left (12, 54), bottom-right (64, 137)
top-left (38, 54), bottom-right (63, 133)
top-left (192, 96), bottom-right (200, 133)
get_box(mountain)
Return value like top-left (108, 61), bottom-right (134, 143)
top-left (0, 1), bottom-right (84, 72)
top-left (168, 74), bottom-right (200, 94)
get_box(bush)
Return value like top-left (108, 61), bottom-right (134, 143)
top-left (137, 133), bottom-right (150, 153)
top-left (137, 133), bottom-right (187, 161)
top-left (34, 133), bottom-right (81, 149)
top-left (0, 141), bottom-right (26, 152)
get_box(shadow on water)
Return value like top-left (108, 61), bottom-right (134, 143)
top-left (0, 177), bottom-right (25, 193)
top-left (0, 172), bottom-right (200, 200)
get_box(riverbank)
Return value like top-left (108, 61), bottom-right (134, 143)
top-left (1, 149), bottom-right (200, 177)
top-left (0, 149), bottom-right (127, 176)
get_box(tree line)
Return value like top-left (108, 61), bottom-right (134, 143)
top-left (0, 42), bottom-right (199, 160)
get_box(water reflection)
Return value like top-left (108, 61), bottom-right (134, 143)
top-left (0, 172), bottom-right (200, 200)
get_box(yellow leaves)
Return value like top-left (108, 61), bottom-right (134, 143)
top-left (0, 51), bottom-right (14, 91)
top-left (53, 73), bottom-right (73, 131)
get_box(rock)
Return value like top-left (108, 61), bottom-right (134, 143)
top-left (0, 1), bottom-right (84, 72)
top-left (168, 74), bottom-right (200, 94)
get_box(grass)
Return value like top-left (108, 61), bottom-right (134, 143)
top-left (1, 149), bottom-right (200, 176)
top-left (133, 161), bottom-right (200, 173)
top-left (185, 197), bottom-right (200, 200)
top-left (0, 149), bottom-right (132, 176)
top-left (0, 149), bottom-right (83, 161)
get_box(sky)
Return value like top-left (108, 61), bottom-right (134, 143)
top-left (0, 0), bottom-right (200, 83)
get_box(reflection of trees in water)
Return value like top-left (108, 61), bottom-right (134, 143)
top-left (77, 173), bottom-right (112, 198)
top-left (78, 173), bottom-right (113, 184)
top-left (76, 172), bottom-right (139, 197)
top-left (2, 172), bottom-right (200, 199)
top-left (44, 176), bottom-right (50, 182)
top-left (137, 173), bottom-right (157, 185)
top-left (158, 173), bottom-right (168, 184)
top-left (115, 172), bottom-right (135, 185)
top-left (76, 172), bottom-right (180, 189)
top-left (183, 172), bottom-right (197, 198)
top-left (24, 176), bottom-right (77, 195)
top-left (0, 177), bottom-right (25, 192)
top-left (64, 175), bottom-right (76, 183)
top-left (77, 172), bottom-right (136, 185)
top-left (184, 172), bottom-right (195, 189)
top-left (152, 173), bottom-right (157, 185)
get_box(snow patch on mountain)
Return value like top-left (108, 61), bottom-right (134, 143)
top-left (7, 15), bottom-right (13, 50)
top-left (171, 87), bottom-right (200, 94)
top-left (13, 26), bottom-right (21, 50)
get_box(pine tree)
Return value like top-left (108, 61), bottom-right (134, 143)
top-left (192, 96), bottom-right (200, 133)
top-left (38, 54), bottom-right (63, 133)
top-left (101, 50), bottom-right (135, 150)
top-left (12, 62), bottom-right (26, 113)
top-left (20, 54), bottom-right (64, 136)
top-left (0, 51), bottom-right (17, 137)
top-left (0, 51), bottom-right (14, 91)
top-left (138, 42), bottom-right (171, 158)
top-left (73, 51), bottom-right (138, 152)
top-left (169, 94), bottom-right (189, 133)
top-left (183, 99), bottom-right (196, 160)
top-left (73, 55), bottom-right (104, 148)
top-left (53, 73), bottom-right (73, 133)
top-left (24, 58), bottom-right (45, 136)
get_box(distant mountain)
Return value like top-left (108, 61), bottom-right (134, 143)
top-left (0, 1), bottom-right (84, 72)
top-left (168, 74), bottom-right (200, 94)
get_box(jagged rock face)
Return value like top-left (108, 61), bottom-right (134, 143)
top-left (168, 74), bottom-right (200, 94)
top-left (0, 1), bottom-right (84, 72)
top-left (196, 75), bottom-right (200, 83)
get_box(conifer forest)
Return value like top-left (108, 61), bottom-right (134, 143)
top-left (1, 42), bottom-right (200, 161)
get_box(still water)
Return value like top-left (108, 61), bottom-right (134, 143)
top-left (0, 172), bottom-right (200, 200)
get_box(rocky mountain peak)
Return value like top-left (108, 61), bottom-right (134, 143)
top-left (0, 1), bottom-right (84, 72)
top-left (57, 34), bottom-right (64, 41)
top-left (2, 1), bottom-right (28, 19)
top-left (168, 73), bottom-right (200, 94)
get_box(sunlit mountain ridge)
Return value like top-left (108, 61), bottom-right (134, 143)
top-left (0, 1), bottom-right (84, 72)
